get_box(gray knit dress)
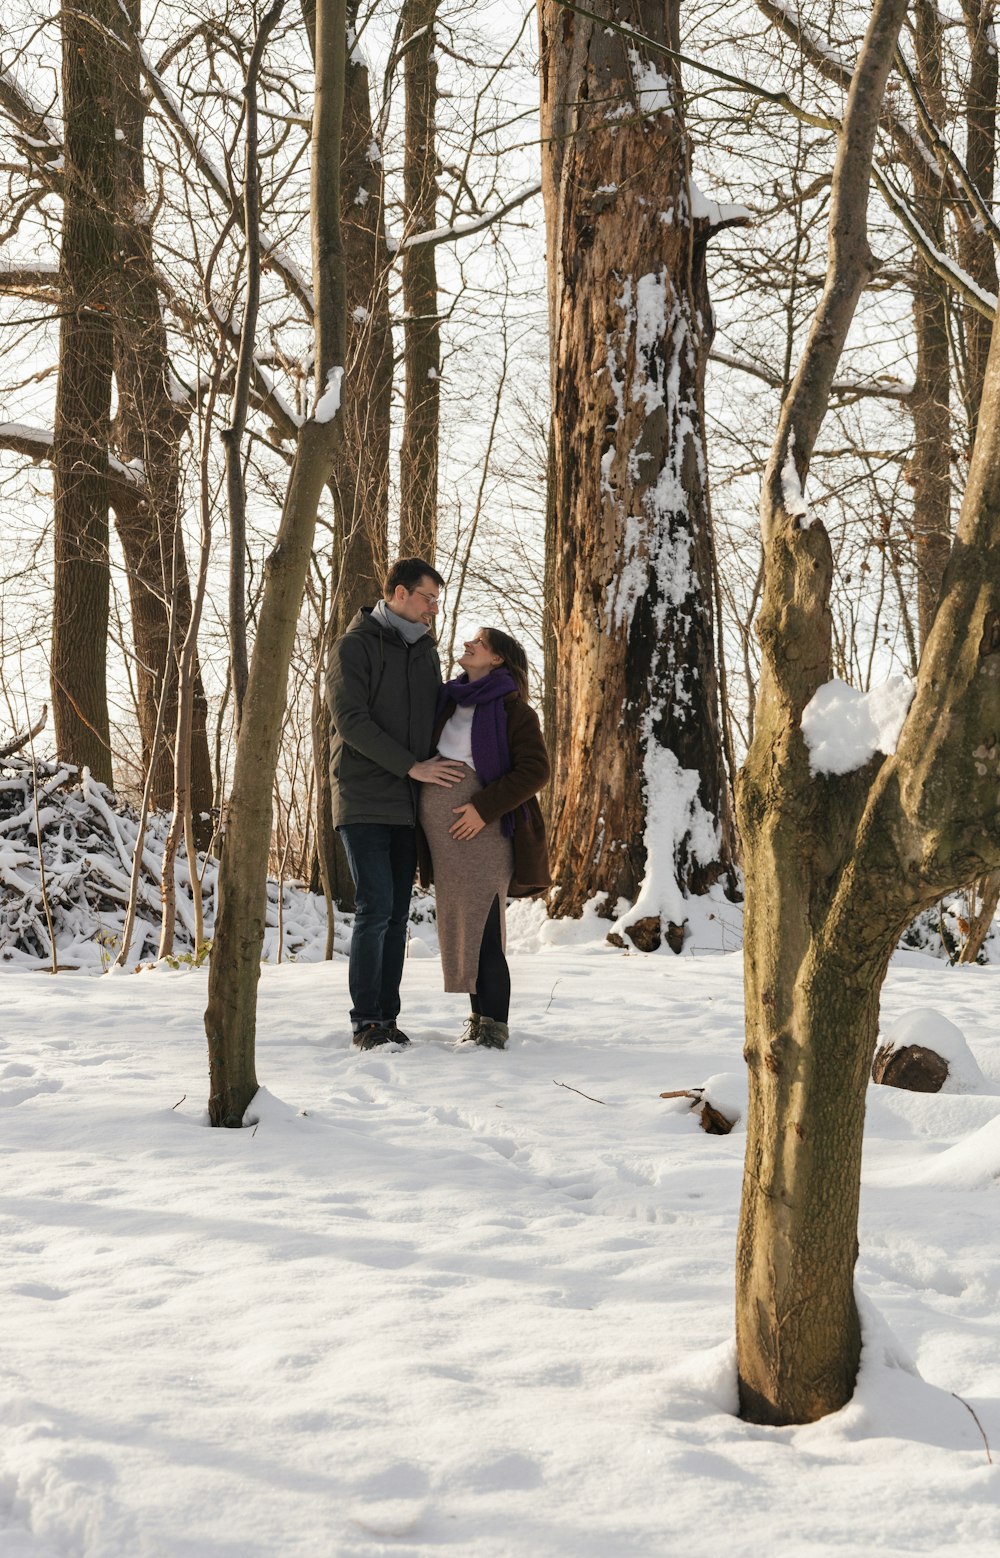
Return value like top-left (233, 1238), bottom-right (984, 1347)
top-left (418, 765), bottom-right (513, 992)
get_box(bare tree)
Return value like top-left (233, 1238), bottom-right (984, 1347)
top-left (204, 0), bottom-right (347, 1128)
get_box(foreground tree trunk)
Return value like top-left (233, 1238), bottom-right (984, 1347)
top-left (51, 0), bottom-right (117, 783)
top-left (204, 0), bottom-right (347, 1126)
top-left (398, 0), bottom-right (440, 560)
top-left (538, 0), bottom-right (736, 947)
top-left (731, 0), bottom-right (1000, 1423)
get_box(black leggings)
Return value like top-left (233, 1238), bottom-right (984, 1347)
top-left (470, 895), bottom-right (510, 1024)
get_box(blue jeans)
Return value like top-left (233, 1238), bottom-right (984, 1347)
top-left (338, 824), bottom-right (417, 1031)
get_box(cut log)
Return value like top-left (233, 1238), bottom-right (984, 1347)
top-left (607, 916), bottom-right (685, 954)
top-left (659, 1087), bottom-right (737, 1135)
top-left (871, 1042), bottom-right (949, 1093)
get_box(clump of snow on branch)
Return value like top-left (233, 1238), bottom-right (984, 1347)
top-left (314, 366), bottom-right (344, 424)
top-left (610, 745), bottom-right (720, 938)
top-left (801, 676), bottom-right (915, 775)
top-left (781, 447), bottom-right (810, 522)
top-left (688, 178), bottom-right (753, 228)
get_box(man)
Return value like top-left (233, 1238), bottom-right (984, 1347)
top-left (327, 557), bottom-right (463, 1049)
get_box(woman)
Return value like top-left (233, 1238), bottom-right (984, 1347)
top-left (417, 627), bottom-right (550, 1050)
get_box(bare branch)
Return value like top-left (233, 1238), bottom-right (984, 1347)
top-left (710, 349), bottom-right (914, 401)
top-left (0, 707), bottom-right (48, 761)
top-left (396, 179), bottom-right (540, 250)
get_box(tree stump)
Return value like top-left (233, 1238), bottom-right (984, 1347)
top-left (871, 1042), bottom-right (949, 1093)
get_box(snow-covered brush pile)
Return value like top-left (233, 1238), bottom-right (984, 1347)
top-left (0, 756), bottom-right (336, 971)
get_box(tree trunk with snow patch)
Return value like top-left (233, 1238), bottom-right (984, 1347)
top-left (538, 0), bottom-right (737, 947)
top-left (735, 0), bottom-right (1000, 1422)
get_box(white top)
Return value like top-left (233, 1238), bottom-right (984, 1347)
top-left (437, 705), bottom-right (475, 768)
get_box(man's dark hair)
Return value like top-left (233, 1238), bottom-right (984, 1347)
top-left (383, 557), bottom-right (445, 597)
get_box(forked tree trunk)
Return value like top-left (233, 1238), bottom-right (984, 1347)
top-left (51, 0), bottom-right (117, 784)
top-left (398, 0), bottom-right (440, 560)
top-left (204, 0), bottom-right (347, 1127)
top-left (538, 0), bottom-right (735, 946)
top-left (735, 0), bottom-right (918, 1424)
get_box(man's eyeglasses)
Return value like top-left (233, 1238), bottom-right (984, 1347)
top-left (412, 588), bottom-right (442, 611)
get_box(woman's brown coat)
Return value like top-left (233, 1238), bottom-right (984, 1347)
top-left (416, 693), bottom-right (551, 898)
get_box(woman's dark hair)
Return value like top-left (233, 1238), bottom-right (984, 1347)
top-left (383, 557), bottom-right (445, 596)
top-left (483, 627), bottom-right (530, 702)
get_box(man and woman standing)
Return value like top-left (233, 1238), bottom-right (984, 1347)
top-left (326, 557), bottom-right (550, 1051)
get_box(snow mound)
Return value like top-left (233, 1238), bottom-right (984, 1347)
top-left (801, 676), bottom-right (914, 776)
top-left (900, 1113), bottom-right (1000, 1191)
top-left (879, 1007), bottom-right (987, 1094)
top-left (701, 1070), bottom-right (747, 1127)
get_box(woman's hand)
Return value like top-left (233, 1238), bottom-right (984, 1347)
top-left (449, 803), bottom-right (485, 840)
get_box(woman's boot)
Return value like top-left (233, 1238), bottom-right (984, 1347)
top-left (476, 1016), bottom-right (509, 1050)
top-left (458, 1013), bottom-right (481, 1045)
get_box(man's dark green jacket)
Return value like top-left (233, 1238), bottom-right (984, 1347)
top-left (326, 607), bottom-right (441, 827)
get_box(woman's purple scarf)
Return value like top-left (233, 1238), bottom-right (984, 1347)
top-left (438, 669), bottom-right (521, 836)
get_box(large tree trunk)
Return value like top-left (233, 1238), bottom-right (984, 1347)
top-left (204, 0), bottom-right (346, 1127)
top-left (398, 0), bottom-right (440, 560)
top-left (51, 0), bottom-right (117, 784)
top-left (538, 0), bottom-right (735, 948)
top-left (111, 0), bottom-right (213, 829)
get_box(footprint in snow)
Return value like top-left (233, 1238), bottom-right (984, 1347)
top-left (0, 1077), bottom-right (63, 1107)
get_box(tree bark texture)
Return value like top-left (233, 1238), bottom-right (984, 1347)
top-left (538, 0), bottom-right (734, 942)
top-left (311, 0), bottom-right (393, 912)
top-left (335, 0), bottom-right (392, 624)
top-left (958, 0), bottom-right (998, 434)
top-left (909, 2), bottom-right (952, 646)
top-left (51, 0), bottom-right (117, 784)
top-left (952, 2), bottom-right (999, 953)
top-left (398, 0), bottom-right (440, 561)
top-left (204, 0), bottom-right (347, 1127)
top-left (111, 0), bottom-right (213, 827)
top-left (735, 0), bottom-right (960, 1425)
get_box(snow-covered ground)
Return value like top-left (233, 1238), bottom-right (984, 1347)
top-left (3, 907), bottom-right (1000, 1556)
